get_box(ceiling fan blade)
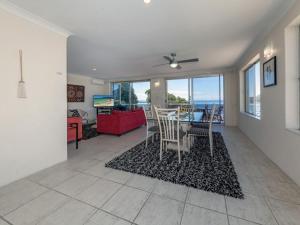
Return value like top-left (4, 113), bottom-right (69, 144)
top-left (177, 58), bottom-right (199, 64)
top-left (152, 63), bottom-right (169, 68)
top-left (163, 56), bottom-right (172, 62)
top-left (176, 65), bottom-right (182, 70)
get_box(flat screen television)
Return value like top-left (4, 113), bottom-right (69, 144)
top-left (93, 95), bottom-right (114, 107)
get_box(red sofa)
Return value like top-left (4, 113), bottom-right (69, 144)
top-left (67, 117), bottom-right (83, 142)
top-left (97, 109), bottom-right (146, 135)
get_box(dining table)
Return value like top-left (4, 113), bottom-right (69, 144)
top-left (148, 111), bottom-right (204, 152)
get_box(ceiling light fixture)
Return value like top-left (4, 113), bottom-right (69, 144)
top-left (92, 67), bottom-right (97, 71)
top-left (144, 0), bottom-right (151, 4)
top-left (170, 61), bottom-right (178, 68)
top-left (154, 81), bottom-right (160, 87)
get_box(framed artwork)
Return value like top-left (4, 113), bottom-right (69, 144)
top-left (67, 84), bottom-right (85, 102)
top-left (263, 56), bottom-right (277, 87)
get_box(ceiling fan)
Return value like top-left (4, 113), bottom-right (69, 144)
top-left (153, 53), bottom-right (199, 69)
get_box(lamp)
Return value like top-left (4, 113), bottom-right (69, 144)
top-left (154, 81), bottom-right (160, 87)
top-left (170, 61), bottom-right (178, 68)
top-left (17, 50), bottom-right (27, 98)
top-left (264, 42), bottom-right (274, 59)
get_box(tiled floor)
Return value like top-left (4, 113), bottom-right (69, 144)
top-left (0, 127), bottom-right (300, 225)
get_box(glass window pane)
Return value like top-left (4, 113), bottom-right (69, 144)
top-left (112, 83), bottom-right (121, 106)
top-left (192, 75), bottom-right (224, 123)
top-left (131, 81), bottom-right (151, 107)
top-left (167, 79), bottom-right (189, 106)
top-left (112, 81), bottom-right (150, 108)
top-left (192, 76), bottom-right (222, 109)
top-left (120, 82), bottom-right (131, 106)
top-left (245, 61), bottom-right (261, 117)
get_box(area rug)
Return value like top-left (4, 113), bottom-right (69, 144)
top-left (105, 132), bottom-right (244, 199)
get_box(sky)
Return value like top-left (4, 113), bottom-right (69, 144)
top-left (132, 82), bottom-right (150, 101)
top-left (167, 76), bottom-right (224, 101)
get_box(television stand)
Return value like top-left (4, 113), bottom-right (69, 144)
top-left (96, 107), bottom-right (112, 115)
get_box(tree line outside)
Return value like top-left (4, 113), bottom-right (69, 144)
top-left (145, 89), bottom-right (187, 104)
top-left (113, 85), bottom-right (188, 106)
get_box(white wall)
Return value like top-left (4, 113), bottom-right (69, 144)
top-left (67, 74), bottom-right (109, 121)
top-left (237, 1), bottom-right (300, 186)
top-left (224, 71), bottom-right (239, 127)
top-left (150, 78), bottom-right (167, 108)
top-left (0, 8), bottom-right (68, 187)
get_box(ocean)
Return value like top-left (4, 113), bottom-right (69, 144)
top-left (137, 100), bottom-right (224, 109)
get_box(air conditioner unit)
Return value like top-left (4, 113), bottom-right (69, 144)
top-left (91, 79), bottom-right (105, 85)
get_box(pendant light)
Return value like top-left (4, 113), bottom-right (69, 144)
top-left (17, 50), bottom-right (27, 98)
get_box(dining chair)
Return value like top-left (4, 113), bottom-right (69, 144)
top-left (187, 105), bottom-right (216, 157)
top-left (143, 105), bottom-right (159, 148)
top-left (154, 106), bottom-right (184, 163)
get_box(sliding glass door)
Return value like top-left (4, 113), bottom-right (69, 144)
top-left (191, 75), bottom-right (224, 123)
top-left (192, 76), bottom-right (223, 108)
top-left (166, 74), bottom-right (224, 123)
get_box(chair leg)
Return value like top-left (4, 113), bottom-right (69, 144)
top-left (145, 132), bottom-right (148, 149)
top-left (152, 134), bottom-right (154, 143)
top-left (209, 133), bottom-right (213, 157)
top-left (160, 139), bottom-right (163, 160)
top-left (178, 141), bottom-right (181, 163)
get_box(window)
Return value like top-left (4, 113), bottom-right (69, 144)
top-left (167, 79), bottom-right (189, 105)
top-left (191, 75), bottom-right (224, 113)
top-left (245, 61), bottom-right (261, 118)
top-left (166, 75), bottom-right (224, 123)
top-left (112, 81), bottom-right (150, 108)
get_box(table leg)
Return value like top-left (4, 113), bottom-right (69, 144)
top-left (75, 124), bottom-right (78, 149)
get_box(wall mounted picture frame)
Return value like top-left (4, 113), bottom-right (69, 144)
top-left (263, 56), bottom-right (277, 87)
top-left (67, 84), bottom-right (85, 102)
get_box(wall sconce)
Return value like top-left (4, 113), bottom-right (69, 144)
top-left (154, 81), bottom-right (160, 87)
top-left (17, 50), bottom-right (27, 98)
top-left (264, 42), bottom-right (274, 59)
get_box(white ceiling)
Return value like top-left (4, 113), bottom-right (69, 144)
top-left (8, 0), bottom-right (295, 79)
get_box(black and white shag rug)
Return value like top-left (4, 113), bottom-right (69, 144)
top-left (105, 132), bottom-right (244, 199)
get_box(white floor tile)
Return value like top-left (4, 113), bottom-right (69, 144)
top-left (262, 180), bottom-right (300, 204)
top-left (0, 180), bottom-right (47, 216)
top-left (28, 166), bottom-right (80, 188)
top-left (61, 158), bottom-right (100, 172)
top-left (126, 174), bottom-right (157, 192)
top-left (228, 216), bottom-right (261, 225)
top-left (5, 191), bottom-right (69, 225)
top-left (187, 188), bottom-right (226, 213)
top-left (181, 204), bottom-right (228, 225)
top-left (102, 186), bottom-right (149, 222)
top-left (54, 173), bottom-right (98, 197)
top-left (84, 162), bottom-right (113, 178)
top-left (152, 180), bottom-right (188, 202)
top-left (37, 199), bottom-right (96, 225)
top-left (76, 179), bottom-right (122, 208)
top-left (266, 198), bottom-right (300, 225)
top-left (0, 219), bottom-right (9, 225)
top-left (85, 210), bottom-right (131, 225)
top-left (134, 194), bottom-right (184, 225)
top-left (93, 151), bottom-right (116, 161)
top-left (226, 194), bottom-right (277, 225)
top-left (102, 170), bottom-right (133, 184)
